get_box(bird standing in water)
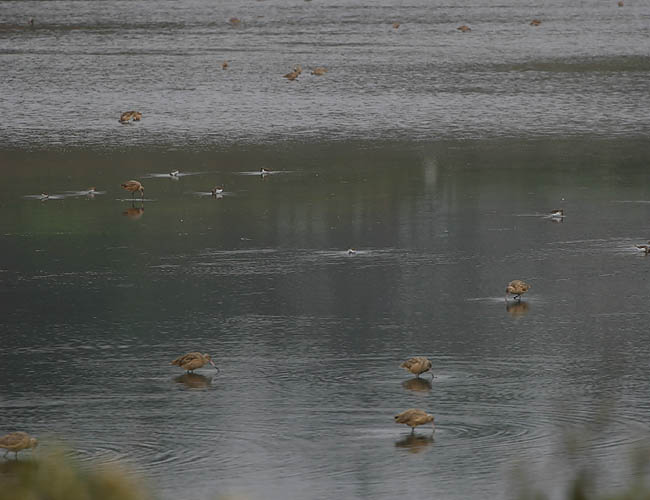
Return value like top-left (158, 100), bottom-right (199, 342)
top-left (394, 409), bottom-right (435, 434)
top-left (121, 180), bottom-right (144, 199)
top-left (636, 242), bottom-right (650, 254)
top-left (171, 352), bottom-right (219, 373)
top-left (0, 432), bottom-right (38, 459)
top-left (211, 186), bottom-right (224, 196)
top-left (505, 280), bottom-right (531, 302)
top-left (400, 356), bottom-right (433, 378)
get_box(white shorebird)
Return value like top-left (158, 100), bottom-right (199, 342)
top-left (170, 170), bottom-right (180, 177)
top-left (549, 209), bottom-right (565, 219)
top-left (347, 248), bottom-right (357, 255)
top-left (40, 193), bottom-right (49, 200)
top-left (260, 168), bottom-right (271, 176)
top-left (211, 186), bottom-right (224, 196)
top-left (636, 242), bottom-right (650, 254)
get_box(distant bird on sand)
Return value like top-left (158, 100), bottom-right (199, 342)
top-left (0, 432), bottom-right (38, 459)
top-left (618, 0), bottom-right (624, 6)
top-left (211, 185), bottom-right (224, 196)
top-left (347, 248), bottom-right (357, 255)
top-left (171, 352), bottom-right (219, 373)
top-left (457, 25), bottom-right (471, 32)
top-left (170, 170), bottom-right (179, 177)
top-left (530, 19), bottom-right (542, 26)
top-left (636, 242), bottom-right (650, 254)
top-left (392, 22), bottom-right (400, 29)
top-left (505, 279), bottom-right (531, 302)
top-left (395, 409), bottom-right (435, 434)
top-left (311, 66), bottom-right (328, 76)
top-left (400, 356), bottom-right (433, 378)
top-left (222, 61), bottom-right (229, 70)
top-left (121, 180), bottom-right (144, 199)
top-left (119, 111), bottom-right (142, 124)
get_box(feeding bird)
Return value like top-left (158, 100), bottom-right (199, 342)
top-left (457, 25), bottom-right (471, 32)
top-left (505, 280), bottom-right (531, 302)
top-left (170, 170), bottom-right (180, 177)
top-left (392, 22), bottom-right (400, 29)
top-left (311, 66), bottom-right (328, 76)
top-left (636, 242), bottom-right (650, 254)
top-left (394, 409), bottom-right (435, 434)
top-left (40, 193), bottom-right (49, 200)
top-left (121, 180), bottom-right (144, 199)
top-left (119, 111), bottom-right (142, 124)
top-left (530, 19), bottom-right (542, 26)
top-left (400, 356), bottom-right (433, 378)
top-left (549, 209), bottom-right (564, 218)
top-left (211, 186), bottom-right (224, 196)
top-left (171, 352), bottom-right (219, 373)
top-left (261, 168), bottom-right (272, 176)
top-left (229, 17), bottom-right (241, 26)
top-left (283, 64), bottom-right (302, 81)
top-left (0, 432), bottom-right (38, 459)
top-left (222, 61), bottom-right (229, 70)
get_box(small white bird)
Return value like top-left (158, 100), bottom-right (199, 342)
top-left (261, 168), bottom-right (271, 175)
top-left (170, 170), bottom-right (180, 177)
top-left (549, 209), bottom-right (564, 218)
top-left (211, 185), bottom-right (224, 196)
top-left (40, 193), bottom-right (49, 200)
top-left (347, 248), bottom-right (357, 255)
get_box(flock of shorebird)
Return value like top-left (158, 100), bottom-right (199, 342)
top-left (0, 354), bottom-right (434, 458)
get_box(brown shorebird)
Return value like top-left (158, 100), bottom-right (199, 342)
top-left (119, 111), bottom-right (142, 124)
top-left (400, 356), bottom-right (433, 378)
top-left (530, 19), bottom-right (542, 26)
top-left (457, 25), bottom-right (471, 32)
top-left (211, 186), bottom-right (224, 196)
top-left (222, 61), bottom-right (229, 70)
top-left (171, 352), bottom-right (219, 373)
top-left (311, 66), bottom-right (328, 76)
top-left (229, 17), bottom-right (241, 26)
top-left (505, 279), bottom-right (531, 302)
top-left (618, 0), bottom-right (624, 6)
top-left (121, 180), bottom-right (144, 199)
top-left (283, 64), bottom-right (302, 81)
top-left (394, 409), bottom-right (435, 434)
top-left (392, 22), bottom-right (400, 29)
top-left (0, 432), bottom-right (38, 459)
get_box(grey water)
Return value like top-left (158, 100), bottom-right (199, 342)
top-left (1, 1), bottom-right (650, 500)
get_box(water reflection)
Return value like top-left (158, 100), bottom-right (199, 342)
top-left (123, 205), bottom-right (145, 220)
top-left (394, 434), bottom-right (434, 454)
top-left (174, 373), bottom-right (212, 389)
top-left (506, 301), bottom-right (530, 318)
top-left (401, 378), bottom-right (433, 393)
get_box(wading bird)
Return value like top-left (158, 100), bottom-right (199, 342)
top-left (394, 409), bottom-right (435, 434)
top-left (550, 209), bottom-right (564, 218)
top-left (211, 186), bottom-right (224, 196)
top-left (40, 193), bottom-right (49, 200)
top-left (222, 61), bottom-right (229, 70)
top-left (530, 19), bottom-right (542, 26)
top-left (0, 432), bottom-right (38, 459)
top-left (505, 279), bottom-right (531, 302)
top-left (283, 64), bottom-right (302, 81)
top-left (636, 242), bottom-right (650, 254)
top-left (229, 17), bottom-right (241, 26)
top-left (170, 170), bottom-right (179, 177)
top-left (347, 248), bottom-right (357, 255)
top-left (311, 66), bottom-right (327, 76)
top-left (400, 356), bottom-right (433, 378)
top-left (392, 22), bottom-right (400, 29)
top-left (119, 111), bottom-right (142, 124)
top-left (121, 180), bottom-right (144, 199)
top-left (457, 25), bottom-right (471, 32)
top-left (171, 352), bottom-right (220, 373)
top-left (261, 168), bottom-right (272, 176)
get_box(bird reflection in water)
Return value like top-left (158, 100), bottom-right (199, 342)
top-left (506, 300), bottom-right (529, 317)
top-left (123, 203), bottom-right (144, 220)
top-left (394, 434), bottom-right (434, 454)
top-left (401, 377), bottom-right (432, 393)
top-left (174, 373), bottom-right (212, 389)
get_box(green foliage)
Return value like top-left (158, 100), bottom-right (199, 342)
top-left (0, 448), bottom-right (152, 500)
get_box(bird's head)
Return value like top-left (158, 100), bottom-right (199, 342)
top-left (203, 353), bottom-right (219, 372)
top-left (30, 437), bottom-right (38, 449)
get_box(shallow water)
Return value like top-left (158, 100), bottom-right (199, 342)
top-left (1, 0), bottom-right (649, 147)
top-left (2, 0), bottom-right (650, 498)
top-left (2, 139), bottom-right (650, 499)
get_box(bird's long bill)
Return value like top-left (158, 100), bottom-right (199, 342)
top-left (209, 360), bottom-right (220, 374)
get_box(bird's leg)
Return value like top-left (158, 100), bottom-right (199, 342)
top-left (411, 427), bottom-right (415, 434)
top-left (14, 451), bottom-right (18, 460)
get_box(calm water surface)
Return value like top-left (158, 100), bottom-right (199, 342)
top-left (2, 0), bottom-right (650, 499)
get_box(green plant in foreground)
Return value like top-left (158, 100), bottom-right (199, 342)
top-left (0, 448), bottom-right (152, 500)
